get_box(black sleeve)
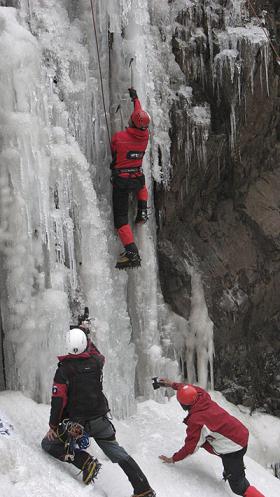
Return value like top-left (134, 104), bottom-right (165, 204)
top-left (49, 365), bottom-right (68, 429)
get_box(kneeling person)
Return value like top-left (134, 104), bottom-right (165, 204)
top-left (42, 328), bottom-right (155, 497)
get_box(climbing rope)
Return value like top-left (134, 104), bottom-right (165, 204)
top-left (246, 0), bottom-right (280, 64)
top-left (89, 0), bottom-right (112, 148)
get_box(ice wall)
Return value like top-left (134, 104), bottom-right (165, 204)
top-left (0, 0), bottom-right (272, 413)
top-left (0, 0), bottom-right (180, 414)
top-left (0, 4), bottom-right (137, 414)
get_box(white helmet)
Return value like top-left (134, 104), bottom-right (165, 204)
top-left (66, 328), bottom-right (87, 355)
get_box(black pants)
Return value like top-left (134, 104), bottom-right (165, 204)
top-left (221, 447), bottom-right (250, 495)
top-left (112, 174), bottom-right (146, 229)
top-left (41, 416), bottom-right (150, 494)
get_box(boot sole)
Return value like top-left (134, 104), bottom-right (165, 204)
top-left (115, 261), bottom-right (141, 270)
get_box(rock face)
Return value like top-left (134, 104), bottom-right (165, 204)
top-left (156, 0), bottom-right (280, 414)
top-left (0, 312), bottom-right (5, 391)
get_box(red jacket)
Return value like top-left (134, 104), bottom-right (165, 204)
top-left (171, 383), bottom-right (249, 462)
top-left (111, 99), bottom-right (149, 172)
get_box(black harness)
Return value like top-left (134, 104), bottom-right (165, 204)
top-left (111, 167), bottom-right (143, 176)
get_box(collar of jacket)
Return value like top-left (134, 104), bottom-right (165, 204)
top-left (183, 388), bottom-right (213, 423)
top-left (57, 352), bottom-right (91, 361)
top-left (126, 126), bottom-right (149, 138)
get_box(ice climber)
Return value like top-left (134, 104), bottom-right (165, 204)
top-left (41, 328), bottom-right (156, 497)
top-left (111, 87), bottom-right (150, 270)
top-left (158, 379), bottom-right (265, 497)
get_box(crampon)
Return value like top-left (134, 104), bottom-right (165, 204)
top-left (82, 456), bottom-right (102, 485)
top-left (115, 251), bottom-right (141, 270)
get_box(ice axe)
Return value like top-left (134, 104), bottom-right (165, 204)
top-left (115, 103), bottom-right (124, 129)
top-left (129, 57), bottom-right (135, 88)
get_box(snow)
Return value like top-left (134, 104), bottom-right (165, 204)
top-left (0, 410), bottom-right (13, 436)
top-left (0, 391), bottom-right (280, 497)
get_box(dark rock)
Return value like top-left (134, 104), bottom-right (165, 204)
top-left (156, 0), bottom-right (280, 415)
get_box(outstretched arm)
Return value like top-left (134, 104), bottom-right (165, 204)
top-left (159, 378), bottom-right (185, 390)
top-left (172, 421), bottom-right (203, 462)
top-left (159, 422), bottom-right (203, 464)
top-left (128, 87), bottom-right (142, 112)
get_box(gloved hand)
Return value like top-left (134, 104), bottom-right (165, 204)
top-left (128, 88), bottom-right (138, 101)
top-left (46, 428), bottom-right (58, 441)
top-left (159, 455), bottom-right (174, 464)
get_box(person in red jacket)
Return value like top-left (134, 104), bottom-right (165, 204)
top-left (111, 88), bottom-right (150, 270)
top-left (158, 380), bottom-right (265, 497)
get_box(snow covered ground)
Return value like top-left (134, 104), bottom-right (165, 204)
top-left (0, 391), bottom-right (280, 497)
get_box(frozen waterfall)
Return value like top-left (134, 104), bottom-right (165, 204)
top-left (0, 0), bottom-right (271, 417)
top-left (0, 0), bottom-right (181, 416)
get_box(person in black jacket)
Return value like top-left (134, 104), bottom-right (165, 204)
top-left (41, 328), bottom-right (155, 497)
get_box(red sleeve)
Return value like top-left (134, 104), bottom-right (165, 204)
top-left (172, 420), bottom-right (202, 462)
top-left (133, 98), bottom-right (142, 112)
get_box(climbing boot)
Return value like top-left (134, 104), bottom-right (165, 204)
top-left (115, 250), bottom-right (141, 270)
top-left (82, 456), bottom-right (102, 485)
top-left (135, 208), bottom-right (148, 224)
top-left (135, 200), bottom-right (148, 224)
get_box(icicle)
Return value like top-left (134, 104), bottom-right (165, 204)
top-left (206, 6), bottom-right (214, 71)
top-left (185, 263), bottom-right (214, 390)
top-left (186, 105), bottom-right (211, 171)
top-left (263, 43), bottom-right (270, 96)
top-left (250, 57), bottom-right (255, 94)
top-left (237, 60), bottom-right (241, 103)
top-left (213, 49), bottom-right (238, 103)
top-left (230, 101), bottom-right (237, 152)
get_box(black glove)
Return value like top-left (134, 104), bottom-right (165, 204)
top-left (128, 88), bottom-right (138, 101)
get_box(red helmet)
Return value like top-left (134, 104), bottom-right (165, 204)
top-left (176, 385), bottom-right (198, 406)
top-left (131, 109), bottom-right (150, 129)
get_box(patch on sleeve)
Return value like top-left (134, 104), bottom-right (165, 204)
top-left (51, 383), bottom-right (67, 398)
